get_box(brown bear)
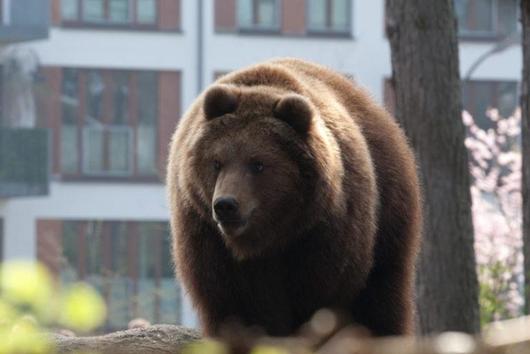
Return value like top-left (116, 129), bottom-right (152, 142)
top-left (167, 58), bottom-right (421, 337)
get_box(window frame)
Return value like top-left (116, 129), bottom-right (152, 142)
top-left (305, 0), bottom-right (352, 36)
top-left (59, 68), bottom-right (161, 182)
top-left (61, 0), bottom-right (160, 30)
top-left (456, 0), bottom-right (519, 41)
top-left (237, 0), bottom-right (281, 34)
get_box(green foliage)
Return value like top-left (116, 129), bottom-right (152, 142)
top-left (182, 339), bottom-right (228, 354)
top-left (59, 283), bottom-right (106, 332)
top-left (478, 262), bottom-right (516, 325)
top-left (0, 261), bottom-right (107, 353)
top-left (250, 345), bottom-right (290, 354)
top-left (0, 262), bottom-right (55, 320)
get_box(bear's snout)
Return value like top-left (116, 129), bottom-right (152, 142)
top-left (213, 197), bottom-right (241, 223)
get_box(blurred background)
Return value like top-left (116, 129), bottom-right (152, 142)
top-left (0, 0), bottom-right (521, 333)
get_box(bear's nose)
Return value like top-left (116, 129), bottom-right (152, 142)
top-left (213, 197), bottom-right (240, 221)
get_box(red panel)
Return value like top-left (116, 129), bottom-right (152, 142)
top-left (127, 222), bottom-right (139, 317)
top-left (39, 67), bottom-right (63, 175)
top-left (51, 0), bottom-right (62, 25)
top-left (158, 0), bottom-right (181, 30)
top-left (157, 71), bottom-right (181, 178)
top-left (77, 222), bottom-right (87, 280)
top-left (36, 219), bottom-right (63, 278)
top-left (282, 0), bottom-right (306, 35)
top-left (154, 233), bottom-right (162, 323)
top-left (101, 222), bottom-right (112, 306)
top-left (215, 0), bottom-right (236, 31)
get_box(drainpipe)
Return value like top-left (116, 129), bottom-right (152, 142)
top-left (197, 0), bottom-right (204, 94)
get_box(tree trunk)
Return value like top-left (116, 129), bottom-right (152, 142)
top-left (385, 0), bottom-right (480, 334)
top-left (521, 1), bottom-right (530, 316)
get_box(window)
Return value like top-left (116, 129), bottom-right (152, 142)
top-left (454, 0), bottom-right (518, 39)
top-left (307, 0), bottom-right (351, 34)
top-left (84, 0), bottom-right (105, 22)
top-left (462, 80), bottom-right (518, 129)
top-left (61, 69), bottom-right (79, 174)
top-left (61, 0), bottom-right (158, 26)
top-left (238, 0), bottom-right (279, 31)
top-left (59, 220), bottom-right (181, 331)
top-left (62, 0), bottom-right (79, 20)
top-left (137, 0), bottom-right (157, 23)
top-left (60, 69), bottom-right (159, 178)
top-left (109, 0), bottom-right (130, 23)
top-left (137, 72), bottom-right (158, 174)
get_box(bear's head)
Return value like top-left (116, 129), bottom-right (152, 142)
top-left (188, 84), bottom-right (331, 260)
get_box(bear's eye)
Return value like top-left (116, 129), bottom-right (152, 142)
top-left (213, 160), bottom-right (222, 171)
top-left (250, 161), bottom-right (264, 174)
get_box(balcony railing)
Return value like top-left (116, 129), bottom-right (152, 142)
top-left (0, 128), bottom-right (49, 197)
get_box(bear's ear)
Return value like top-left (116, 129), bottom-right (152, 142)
top-left (273, 94), bottom-right (313, 135)
top-left (203, 85), bottom-right (240, 120)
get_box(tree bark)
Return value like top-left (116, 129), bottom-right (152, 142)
top-left (385, 0), bottom-right (480, 334)
top-left (521, 1), bottom-right (530, 316)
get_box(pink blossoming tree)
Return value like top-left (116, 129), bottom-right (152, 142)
top-left (464, 108), bottom-right (523, 324)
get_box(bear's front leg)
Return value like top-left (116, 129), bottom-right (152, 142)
top-left (351, 264), bottom-right (415, 336)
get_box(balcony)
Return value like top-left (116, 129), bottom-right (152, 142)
top-left (0, 128), bottom-right (49, 197)
top-left (0, 0), bottom-right (50, 44)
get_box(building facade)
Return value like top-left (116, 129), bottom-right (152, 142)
top-left (0, 0), bottom-right (522, 331)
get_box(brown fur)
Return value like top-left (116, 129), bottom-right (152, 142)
top-left (167, 58), bottom-right (422, 337)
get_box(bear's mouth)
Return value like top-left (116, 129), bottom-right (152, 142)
top-left (216, 217), bottom-right (248, 237)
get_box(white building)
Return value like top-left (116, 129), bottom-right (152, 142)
top-left (0, 0), bottom-right (521, 331)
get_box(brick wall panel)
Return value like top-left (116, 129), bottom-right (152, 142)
top-left (36, 220), bottom-right (63, 277)
top-left (215, 0), bottom-right (236, 31)
top-left (158, 71), bottom-right (181, 178)
top-left (282, 0), bottom-right (306, 35)
top-left (39, 67), bottom-right (62, 175)
top-left (158, 0), bottom-right (181, 30)
top-left (51, 0), bottom-right (61, 25)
